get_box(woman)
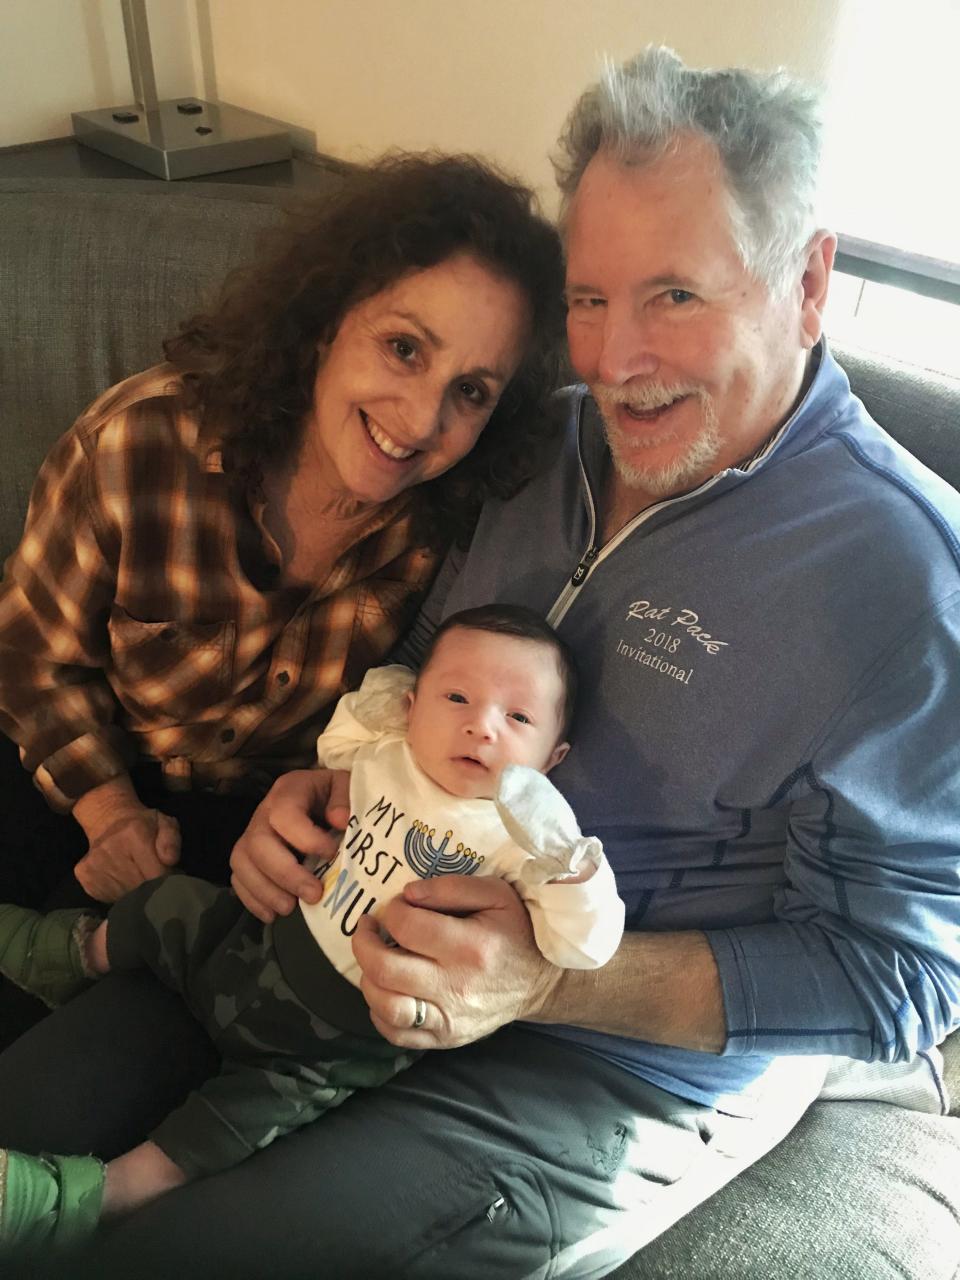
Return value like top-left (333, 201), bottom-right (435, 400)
top-left (0, 158), bottom-right (568, 1272)
top-left (0, 154), bottom-right (564, 923)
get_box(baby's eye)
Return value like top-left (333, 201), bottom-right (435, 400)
top-left (389, 337), bottom-right (418, 362)
top-left (446, 692), bottom-right (468, 704)
top-left (508, 712), bottom-right (531, 724)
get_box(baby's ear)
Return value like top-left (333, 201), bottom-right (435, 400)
top-left (544, 741), bottom-right (570, 774)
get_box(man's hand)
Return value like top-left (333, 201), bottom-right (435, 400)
top-left (353, 878), bottom-right (728, 1054)
top-left (230, 768), bottom-right (350, 923)
top-left (353, 875), bottom-right (563, 1049)
top-left (72, 776), bottom-right (181, 902)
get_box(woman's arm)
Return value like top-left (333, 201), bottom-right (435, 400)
top-left (71, 776), bottom-right (181, 901)
top-left (0, 424), bottom-right (182, 898)
top-left (0, 425), bottom-right (132, 809)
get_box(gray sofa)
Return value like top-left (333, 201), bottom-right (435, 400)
top-left (1, 177), bottom-right (959, 1278)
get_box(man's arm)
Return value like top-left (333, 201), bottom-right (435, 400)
top-left (351, 875), bottom-right (726, 1051)
top-left (528, 927), bottom-right (726, 1052)
top-left (356, 603), bottom-right (960, 1059)
top-left (711, 604), bottom-right (960, 1063)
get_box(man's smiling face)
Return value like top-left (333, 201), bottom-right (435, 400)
top-left (564, 137), bottom-right (811, 507)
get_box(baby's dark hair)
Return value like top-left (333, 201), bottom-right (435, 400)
top-left (419, 604), bottom-right (577, 740)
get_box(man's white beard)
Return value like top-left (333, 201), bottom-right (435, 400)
top-left (593, 381), bottom-right (721, 498)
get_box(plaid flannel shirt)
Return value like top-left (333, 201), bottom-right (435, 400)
top-left (0, 367), bottom-right (440, 810)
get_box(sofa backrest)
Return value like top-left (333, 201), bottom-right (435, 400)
top-left (1, 177), bottom-right (958, 562)
top-left (834, 345), bottom-right (960, 486)
top-left (0, 178), bottom-right (294, 560)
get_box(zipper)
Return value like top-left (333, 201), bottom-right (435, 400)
top-left (546, 396), bottom-right (728, 629)
top-left (547, 400), bottom-right (600, 627)
top-left (546, 358), bottom-right (818, 628)
top-left (570, 546), bottom-right (599, 587)
top-left (485, 1195), bottom-right (507, 1223)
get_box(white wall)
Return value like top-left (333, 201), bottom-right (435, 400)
top-left (3, 0), bottom-right (842, 196)
top-left (202, 0), bottom-right (845, 203)
top-left (0, 0), bottom-right (204, 149)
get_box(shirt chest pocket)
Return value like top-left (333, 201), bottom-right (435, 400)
top-left (107, 606), bottom-right (237, 718)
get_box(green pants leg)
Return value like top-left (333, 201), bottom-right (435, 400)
top-left (106, 875), bottom-right (416, 1178)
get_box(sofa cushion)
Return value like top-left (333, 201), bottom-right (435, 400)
top-left (610, 1101), bottom-right (960, 1278)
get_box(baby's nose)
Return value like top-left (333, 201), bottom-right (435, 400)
top-left (466, 709), bottom-right (496, 739)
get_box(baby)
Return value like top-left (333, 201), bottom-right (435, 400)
top-left (0, 604), bottom-right (624, 1249)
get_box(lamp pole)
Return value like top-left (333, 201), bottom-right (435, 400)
top-left (72, 0), bottom-right (292, 180)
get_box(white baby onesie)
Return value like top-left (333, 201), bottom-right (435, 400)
top-left (298, 666), bottom-right (625, 986)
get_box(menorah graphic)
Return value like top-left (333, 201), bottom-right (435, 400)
top-left (403, 819), bottom-right (481, 878)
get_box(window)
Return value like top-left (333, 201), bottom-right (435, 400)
top-left (825, 248), bottom-right (960, 379)
top-left (819, 0), bottom-right (959, 376)
top-left (820, 0), bottom-right (959, 266)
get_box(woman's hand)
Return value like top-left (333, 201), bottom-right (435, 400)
top-left (230, 769), bottom-right (351, 923)
top-left (352, 875), bottom-right (563, 1049)
top-left (72, 776), bottom-right (181, 902)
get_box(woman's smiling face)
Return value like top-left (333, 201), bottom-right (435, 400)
top-left (303, 253), bottom-right (531, 505)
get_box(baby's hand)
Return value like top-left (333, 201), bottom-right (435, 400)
top-left (546, 861), bottom-right (595, 885)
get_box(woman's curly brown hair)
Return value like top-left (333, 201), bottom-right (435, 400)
top-left (163, 152), bottom-right (566, 550)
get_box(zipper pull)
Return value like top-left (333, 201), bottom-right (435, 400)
top-left (570, 546), bottom-right (598, 586)
top-left (485, 1195), bottom-right (507, 1223)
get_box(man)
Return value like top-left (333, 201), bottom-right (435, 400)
top-left (4, 47), bottom-right (958, 1279)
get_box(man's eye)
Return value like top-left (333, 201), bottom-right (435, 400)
top-left (568, 296), bottom-right (605, 311)
top-left (668, 289), bottom-right (695, 305)
top-left (446, 692), bottom-right (467, 704)
top-left (509, 712), bottom-right (530, 724)
top-left (390, 337), bottom-right (418, 361)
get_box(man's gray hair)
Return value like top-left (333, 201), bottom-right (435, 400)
top-left (554, 46), bottom-right (823, 293)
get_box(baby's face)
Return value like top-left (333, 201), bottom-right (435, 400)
top-left (406, 626), bottom-right (569, 799)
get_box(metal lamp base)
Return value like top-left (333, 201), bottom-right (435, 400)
top-left (72, 99), bottom-right (293, 181)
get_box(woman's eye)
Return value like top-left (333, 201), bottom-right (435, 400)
top-left (390, 337), bottom-right (418, 362)
top-left (509, 712), bottom-right (530, 724)
top-left (458, 380), bottom-right (487, 406)
top-left (446, 692), bottom-right (467, 704)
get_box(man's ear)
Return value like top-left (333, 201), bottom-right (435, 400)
top-left (798, 230), bottom-right (837, 350)
top-left (405, 689), bottom-right (415, 714)
top-left (544, 741), bottom-right (570, 773)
